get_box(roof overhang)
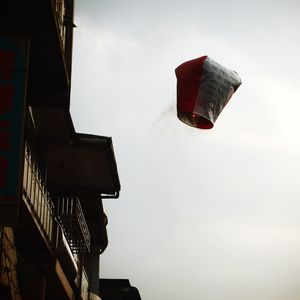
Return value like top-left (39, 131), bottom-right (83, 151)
top-left (29, 107), bottom-right (75, 140)
top-left (46, 133), bottom-right (120, 197)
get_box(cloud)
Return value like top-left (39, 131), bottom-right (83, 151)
top-left (74, 16), bottom-right (142, 60)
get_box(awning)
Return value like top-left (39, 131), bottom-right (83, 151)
top-left (46, 133), bottom-right (120, 197)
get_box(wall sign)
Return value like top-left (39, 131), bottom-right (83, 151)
top-left (0, 36), bottom-right (29, 225)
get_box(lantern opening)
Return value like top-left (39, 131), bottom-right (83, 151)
top-left (178, 112), bottom-right (213, 129)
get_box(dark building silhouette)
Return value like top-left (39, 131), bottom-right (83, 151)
top-left (99, 279), bottom-right (141, 300)
top-left (0, 1), bottom-right (141, 299)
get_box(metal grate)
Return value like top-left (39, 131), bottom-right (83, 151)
top-left (56, 197), bottom-right (90, 254)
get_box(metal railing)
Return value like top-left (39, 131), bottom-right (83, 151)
top-left (23, 143), bottom-right (55, 249)
top-left (22, 143), bottom-right (91, 295)
top-left (56, 196), bottom-right (91, 254)
top-left (23, 142), bottom-right (91, 254)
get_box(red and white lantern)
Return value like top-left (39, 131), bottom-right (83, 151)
top-left (175, 56), bottom-right (241, 129)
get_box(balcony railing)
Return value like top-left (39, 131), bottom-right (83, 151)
top-left (23, 143), bottom-right (90, 254)
top-left (56, 196), bottom-right (91, 254)
top-left (23, 143), bottom-right (55, 249)
top-left (22, 143), bottom-right (91, 296)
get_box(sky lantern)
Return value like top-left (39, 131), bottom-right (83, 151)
top-left (175, 56), bottom-right (242, 129)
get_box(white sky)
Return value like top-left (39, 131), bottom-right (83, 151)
top-left (70, 1), bottom-right (300, 299)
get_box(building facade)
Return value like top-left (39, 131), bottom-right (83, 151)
top-left (0, 1), bottom-right (141, 299)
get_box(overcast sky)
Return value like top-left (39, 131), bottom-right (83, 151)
top-left (70, 1), bottom-right (300, 299)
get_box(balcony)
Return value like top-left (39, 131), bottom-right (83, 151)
top-left (23, 143), bottom-right (90, 255)
top-left (56, 196), bottom-right (91, 254)
top-left (22, 143), bottom-right (55, 250)
top-left (22, 143), bottom-right (91, 296)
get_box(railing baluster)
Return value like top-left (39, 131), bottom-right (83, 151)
top-left (37, 174), bottom-right (41, 221)
top-left (48, 192), bottom-right (53, 242)
top-left (27, 153), bottom-right (32, 201)
top-left (23, 150), bottom-right (28, 191)
top-left (32, 163), bottom-right (37, 213)
top-left (44, 189), bottom-right (48, 234)
top-left (40, 180), bottom-right (45, 228)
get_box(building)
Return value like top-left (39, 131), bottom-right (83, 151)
top-left (99, 279), bottom-right (141, 300)
top-left (0, 1), bottom-right (140, 299)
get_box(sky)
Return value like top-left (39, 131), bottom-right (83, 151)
top-left (70, 1), bottom-right (300, 299)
